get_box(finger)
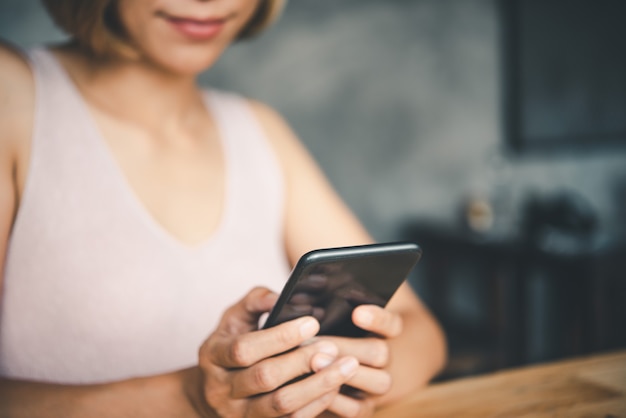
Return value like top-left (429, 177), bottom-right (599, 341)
top-left (312, 359), bottom-right (392, 397)
top-left (319, 336), bottom-right (389, 369)
top-left (243, 287), bottom-right (279, 314)
top-left (230, 341), bottom-right (338, 398)
top-left (289, 391), bottom-right (337, 418)
top-left (219, 288), bottom-right (279, 335)
top-left (210, 316), bottom-right (320, 368)
top-left (344, 366), bottom-right (392, 396)
top-left (352, 305), bottom-right (403, 338)
top-left (249, 356), bottom-right (359, 417)
top-left (327, 393), bottom-right (376, 418)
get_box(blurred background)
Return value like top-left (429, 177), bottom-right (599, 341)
top-left (1, 0), bottom-right (625, 380)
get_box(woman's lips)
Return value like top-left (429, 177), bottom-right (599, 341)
top-left (165, 16), bottom-right (226, 41)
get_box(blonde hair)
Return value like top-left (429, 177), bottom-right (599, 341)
top-left (41, 0), bottom-right (286, 57)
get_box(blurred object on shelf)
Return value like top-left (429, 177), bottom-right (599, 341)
top-left (465, 197), bottom-right (495, 233)
top-left (402, 190), bottom-right (625, 381)
top-left (522, 191), bottom-right (598, 253)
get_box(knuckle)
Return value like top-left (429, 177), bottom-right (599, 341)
top-left (204, 385), bottom-right (223, 409)
top-left (244, 288), bottom-right (262, 311)
top-left (276, 325), bottom-right (298, 348)
top-left (270, 389), bottom-right (295, 415)
top-left (321, 368), bottom-right (343, 390)
top-left (252, 363), bottom-right (278, 392)
top-left (223, 304), bottom-right (241, 324)
top-left (342, 400), bottom-right (361, 418)
top-left (229, 338), bottom-right (252, 366)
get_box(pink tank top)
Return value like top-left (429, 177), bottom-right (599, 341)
top-left (0, 49), bottom-right (290, 384)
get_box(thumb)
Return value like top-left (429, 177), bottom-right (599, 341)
top-left (221, 287), bottom-right (279, 333)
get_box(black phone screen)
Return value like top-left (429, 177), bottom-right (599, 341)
top-left (263, 242), bottom-right (421, 337)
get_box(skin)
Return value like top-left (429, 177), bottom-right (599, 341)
top-left (0, 0), bottom-right (447, 417)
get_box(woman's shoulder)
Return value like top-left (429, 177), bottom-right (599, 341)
top-left (0, 41), bottom-right (36, 201)
top-left (204, 88), bottom-right (300, 159)
top-left (245, 98), bottom-right (299, 153)
top-left (203, 89), bottom-right (283, 129)
top-left (244, 98), bottom-right (318, 182)
top-left (0, 41), bottom-right (35, 149)
top-left (0, 41), bottom-right (34, 101)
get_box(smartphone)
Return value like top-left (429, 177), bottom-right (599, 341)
top-left (263, 242), bottom-right (422, 338)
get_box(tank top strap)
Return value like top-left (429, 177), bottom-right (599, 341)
top-left (24, 49), bottom-right (99, 187)
top-left (202, 89), bottom-right (286, 244)
top-left (27, 48), bottom-right (88, 127)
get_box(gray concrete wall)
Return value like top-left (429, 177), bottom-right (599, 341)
top-left (2, 0), bottom-right (625, 242)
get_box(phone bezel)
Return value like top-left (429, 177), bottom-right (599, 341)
top-left (262, 242), bottom-right (422, 332)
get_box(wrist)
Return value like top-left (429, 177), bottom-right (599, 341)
top-left (180, 367), bottom-right (217, 418)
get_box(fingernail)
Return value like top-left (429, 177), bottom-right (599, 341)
top-left (339, 357), bottom-right (359, 377)
top-left (300, 318), bottom-right (319, 338)
top-left (312, 353), bottom-right (334, 370)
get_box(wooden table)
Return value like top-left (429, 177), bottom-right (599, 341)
top-left (373, 351), bottom-right (626, 417)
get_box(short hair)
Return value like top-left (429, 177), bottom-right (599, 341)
top-left (41, 0), bottom-right (286, 57)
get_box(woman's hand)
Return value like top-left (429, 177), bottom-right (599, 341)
top-left (196, 287), bottom-right (360, 418)
top-left (315, 305), bottom-right (404, 418)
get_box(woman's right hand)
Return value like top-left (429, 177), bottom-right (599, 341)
top-left (196, 287), bottom-right (359, 418)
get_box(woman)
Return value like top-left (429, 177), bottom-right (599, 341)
top-left (0, 0), bottom-right (446, 416)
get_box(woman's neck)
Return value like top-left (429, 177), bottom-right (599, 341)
top-left (54, 44), bottom-right (207, 134)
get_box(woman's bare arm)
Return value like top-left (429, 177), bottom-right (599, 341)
top-left (251, 101), bottom-right (447, 408)
top-left (0, 42), bottom-right (30, 304)
top-left (0, 369), bottom-right (211, 418)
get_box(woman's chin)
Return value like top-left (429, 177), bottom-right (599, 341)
top-left (145, 47), bottom-right (225, 77)
top-left (166, 59), bottom-right (220, 77)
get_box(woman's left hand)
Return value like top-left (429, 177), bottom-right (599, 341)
top-left (313, 304), bottom-right (404, 418)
